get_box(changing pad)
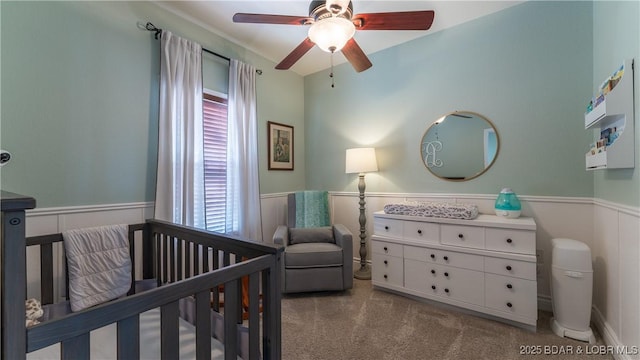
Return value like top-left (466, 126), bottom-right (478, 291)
top-left (383, 201), bottom-right (479, 220)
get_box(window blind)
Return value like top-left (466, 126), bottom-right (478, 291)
top-left (203, 93), bottom-right (228, 232)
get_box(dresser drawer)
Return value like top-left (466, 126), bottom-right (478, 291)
top-left (486, 228), bottom-right (536, 255)
top-left (441, 224), bottom-right (485, 249)
top-left (374, 218), bottom-right (403, 238)
top-left (372, 253), bottom-right (403, 286)
top-left (403, 220), bottom-right (439, 243)
top-left (429, 263), bottom-right (485, 306)
top-left (406, 259), bottom-right (484, 305)
top-left (484, 256), bottom-right (536, 281)
top-left (404, 258), bottom-right (431, 293)
top-left (485, 274), bottom-right (537, 319)
top-left (404, 245), bottom-right (484, 272)
top-left (371, 240), bottom-right (403, 257)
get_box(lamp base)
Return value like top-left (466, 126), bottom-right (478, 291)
top-left (354, 264), bottom-right (371, 280)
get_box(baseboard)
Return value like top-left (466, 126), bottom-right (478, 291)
top-left (591, 306), bottom-right (639, 360)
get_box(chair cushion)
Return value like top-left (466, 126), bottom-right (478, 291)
top-left (285, 243), bottom-right (343, 268)
top-left (289, 226), bottom-right (335, 245)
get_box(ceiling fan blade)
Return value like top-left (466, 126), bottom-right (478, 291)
top-left (353, 10), bottom-right (435, 30)
top-left (275, 38), bottom-right (316, 70)
top-left (341, 38), bottom-right (372, 73)
top-left (233, 13), bottom-right (312, 25)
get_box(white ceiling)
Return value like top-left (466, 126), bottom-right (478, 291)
top-left (157, 1), bottom-right (523, 76)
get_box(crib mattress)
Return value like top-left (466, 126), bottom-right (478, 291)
top-left (27, 307), bottom-right (231, 360)
top-left (383, 201), bottom-right (479, 220)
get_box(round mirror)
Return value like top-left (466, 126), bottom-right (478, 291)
top-left (420, 111), bottom-right (500, 181)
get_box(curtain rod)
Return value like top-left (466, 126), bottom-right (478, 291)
top-left (144, 22), bottom-right (262, 75)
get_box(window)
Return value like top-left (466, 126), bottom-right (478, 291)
top-left (202, 92), bottom-right (228, 232)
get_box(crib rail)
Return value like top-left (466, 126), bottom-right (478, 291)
top-left (2, 198), bottom-right (282, 360)
top-left (27, 255), bottom-right (275, 359)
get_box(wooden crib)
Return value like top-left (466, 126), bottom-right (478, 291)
top-left (1, 191), bottom-right (282, 359)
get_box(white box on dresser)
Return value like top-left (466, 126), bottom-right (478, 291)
top-left (371, 211), bottom-right (538, 330)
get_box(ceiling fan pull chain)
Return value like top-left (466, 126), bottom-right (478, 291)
top-left (330, 51), bottom-right (335, 88)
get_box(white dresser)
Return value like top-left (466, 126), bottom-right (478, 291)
top-left (371, 211), bottom-right (538, 329)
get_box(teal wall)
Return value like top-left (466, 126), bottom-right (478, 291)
top-left (2, 1), bottom-right (637, 209)
top-left (592, 1), bottom-right (640, 207)
top-left (304, 1), bottom-right (594, 198)
top-left (0, 1), bottom-right (306, 207)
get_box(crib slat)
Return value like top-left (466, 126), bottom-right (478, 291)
top-left (223, 280), bottom-right (239, 360)
top-left (211, 249), bottom-right (220, 311)
top-left (195, 291), bottom-right (212, 360)
top-left (161, 301), bottom-right (179, 360)
top-left (167, 236), bottom-right (176, 282)
top-left (127, 228), bottom-right (136, 296)
top-left (177, 239), bottom-right (183, 281)
top-left (185, 241), bottom-right (191, 279)
top-left (203, 246), bottom-right (210, 273)
top-left (160, 234), bottom-right (166, 283)
top-left (61, 333), bottom-right (90, 360)
top-left (169, 236), bottom-right (176, 283)
top-left (117, 315), bottom-right (140, 359)
top-left (142, 225), bottom-right (154, 279)
top-left (248, 271), bottom-right (260, 360)
top-left (40, 243), bottom-right (54, 305)
top-left (194, 244), bottom-right (200, 276)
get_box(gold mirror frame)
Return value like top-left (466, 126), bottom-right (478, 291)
top-left (420, 111), bottom-right (500, 182)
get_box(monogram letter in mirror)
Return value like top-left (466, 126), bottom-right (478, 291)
top-left (421, 111), bottom-right (499, 181)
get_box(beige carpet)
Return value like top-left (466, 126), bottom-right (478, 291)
top-left (281, 279), bottom-right (612, 360)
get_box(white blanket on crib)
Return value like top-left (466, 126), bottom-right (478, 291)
top-left (62, 224), bottom-right (131, 312)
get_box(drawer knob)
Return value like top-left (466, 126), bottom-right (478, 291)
top-left (430, 269), bottom-right (435, 274)
top-left (444, 272), bottom-right (449, 277)
top-left (507, 302), bottom-right (513, 308)
top-left (430, 254), bottom-right (435, 259)
top-left (384, 260), bottom-right (388, 265)
top-left (443, 256), bottom-right (449, 261)
top-left (384, 246), bottom-right (388, 252)
top-left (444, 288), bottom-right (450, 293)
top-left (431, 285), bottom-right (436, 290)
top-left (506, 284), bottom-right (513, 289)
top-left (385, 226), bottom-right (389, 230)
top-left (506, 238), bottom-right (513, 244)
top-left (417, 229), bottom-right (422, 234)
top-left (506, 265), bottom-right (512, 271)
top-left (384, 274), bottom-right (388, 279)
top-left (458, 234), bottom-right (464, 239)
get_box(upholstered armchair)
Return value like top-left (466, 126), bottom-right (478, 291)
top-left (273, 192), bottom-right (353, 293)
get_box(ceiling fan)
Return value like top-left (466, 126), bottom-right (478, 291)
top-left (233, 0), bottom-right (435, 73)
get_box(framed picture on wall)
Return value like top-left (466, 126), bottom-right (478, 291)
top-left (268, 121), bottom-right (294, 170)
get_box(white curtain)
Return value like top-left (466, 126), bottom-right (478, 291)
top-left (226, 59), bottom-right (263, 241)
top-left (154, 31), bottom-right (205, 228)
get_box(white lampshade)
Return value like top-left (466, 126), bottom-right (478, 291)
top-left (308, 17), bottom-right (355, 53)
top-left (345, 148), bottom-right (378, 174)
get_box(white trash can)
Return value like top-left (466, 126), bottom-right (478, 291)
top-left (550, 238), bottom-right (595, 344)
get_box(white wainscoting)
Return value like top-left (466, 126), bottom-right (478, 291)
top-left (591, 199), bottom-right (640, 360)
top-left (24, 194), bottom-right (639, 356)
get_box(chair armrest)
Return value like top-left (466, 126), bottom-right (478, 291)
top-left (333, 224), bottom-right (353, 289)
top-left (333, 224), bottom-right (353, 250)
top-left (273, 225), bottom-right (289, 246)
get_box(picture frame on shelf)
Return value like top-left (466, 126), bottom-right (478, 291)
top-left (268, 121), bottom-right (294, 170)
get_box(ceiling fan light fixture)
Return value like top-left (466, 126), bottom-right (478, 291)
top-left (325, 0), bottom-right (351, 15)
top-left (308, 16), bottom-right (355, 53)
